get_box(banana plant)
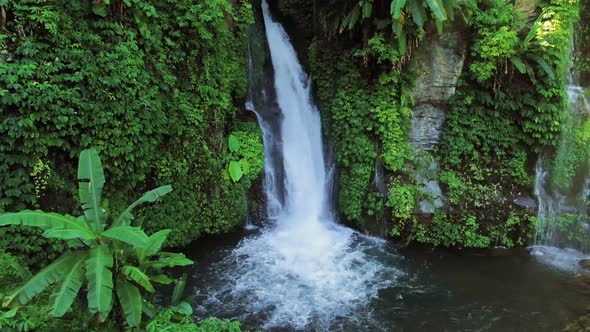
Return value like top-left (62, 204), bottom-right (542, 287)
top-left (340, 0), bottom-right (470, 54)
top-left (509, 14), bottom-right (556, 83)
top-left (0, 148), bottom-right (193, 328)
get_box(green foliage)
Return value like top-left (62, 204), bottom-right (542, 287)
top-left (335, 0), bottom-right (467, 56)
top-left (0, 0), bottom-right (259, 249)
top-left (0, 149), bottom-right (192, 328)
top-left (0, 250), bottom-right (115, 332)
top-left (412, 212), bottom-right (492, 248)
top-left (443, 0), bottom-right (579, 163)
top-left (226, 128), bottom-right (264, 184)
top-left (551, 116), bottom-right (590, 191)
top-left (386, 180), bottom-right (417, 236)
top-left (146, 314), bottom-right (242, 332)
top-left (419, 168), bottom-right (535, 248)
top-left (309, 40), bottom-right (413, 224)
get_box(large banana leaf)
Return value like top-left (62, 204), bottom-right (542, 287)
top-left (102, 226), bottom-right (149, 248)
top-left (148, 274), bottom-right (174, 285)
top-left (3, 251), bottom-right (83, 307)
top-left (121, 266), bottom-right (154, 292)
top-left (86, 245), bottom-right (113, 317)
top-left (146, 252), bottom-right (193, 269)
top-left (116, 275), bottom-right (142, 328)
top-left (524, 15), bottom-right (543, 47)
top-left (527, 54), bottom-right (556, 80)
top-left (78, 148), bottom-right (106, 232)
top-left (426, 0), bottom-right (447, 21)
top-left (409, 0), bottom-right (427, 28)
top-left (51, 251), bottom-right (88, 317)
top-left (114, 185), bottom-right (172, 227)
top-left (171, 274), bottom-right (187, 305)
top-left (390, 0), bottom-right (407, 19)
top-left (137, 229), bottom-right (171, 262)
top-left (0, 211), bottom-right (95, 240)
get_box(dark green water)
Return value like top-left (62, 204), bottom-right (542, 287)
top-left (185, 230), bottom-right (587, 331)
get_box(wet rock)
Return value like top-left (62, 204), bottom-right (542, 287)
top-left (410, 32), bottom-right (466, 151)
top-left (413, 33), bottom-right (466, 104)
top-left (513, 195), bottom-right (537, 209)
top-left (580, 259), bottom-right (590, 269)
top-left (410, 105), bottom-right (446, 151)
top-left (514, 0), bottom-right (539, 20)
top-left (416, 160), bottom-right (444, 214)
top-left (419, 179), bottom-right (444, 214)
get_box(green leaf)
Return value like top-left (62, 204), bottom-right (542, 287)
top-left (144, 229), bottom-right (171, 257)
top-left (435, 19), bottom-right (444, 35)
top-left (361, 1), bottom-right (372, 18)
top-left (171, 274), bottom-right (187, 306)
top-left (43, 228), bottom-right (96, 241)
top-left (510, 57), bottom-right (526, 74)
top-left (390, 0), bottom-right (407, 19)
top-left (116, 276), bottom-right (142, 328)
top-left (78, 148), bottom-right (106, 232)
top-left (346, 6), bottom-right (361, 30)
top-left (525, 62), bottom-right (537, 84)
top-left (51, 252), bottom-right (88, 317)
top-left (149, 274), bottom-right (174, 284)
top-left (102, 226), bottom-right (149, 248)
top-left (240, 159), bottom-right (250, 175)
top-left (0, 211), bottom-right (94, 240)
top-left (1, 308), bottom-right (18, 319)
top-left (147, 252), bottom-right (193, 269)
top-left (114, 185), bottom-right (173, 227)
top-left (228, 161), bottom-right (243, 182)
top-left (86, 245), bottom-right (113, 317)
top-left (4, 251), bottom-right (83, 307)
top-left (410, 0), bottom-right (427, 28)
top-left (426, 0), bottom-right (447, 21)
top-left (525, 15), bottom-right (543, 46)
top-left (121, 266), bottom-right (154, 292)
top-left (142, 300), bottom-right (157, 319)
top-left (170, 302), bottom-right (192, 316)
top-left (92, 4), bottom-right (107, 17)
top-left (443, 0), bottom-right (456, 21)
top-left (398, 30), bottom-right (408, 55)
top-left (228, 134), bottom-right (240, 153)
top-left (528, 54), bottom-right (555, 80)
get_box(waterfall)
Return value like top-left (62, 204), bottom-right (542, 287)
top-left (532, 50), bottom-right (590, 268)
top-left (194, 2), bottom-right (400, 330)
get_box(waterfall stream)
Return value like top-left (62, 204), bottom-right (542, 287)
top-left (532, 61), bottom-right (590, 269)
top-left (190, 2), bottom-right (400, 329)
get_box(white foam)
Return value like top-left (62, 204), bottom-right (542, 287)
top-left (530, 245), bottom-right (590, 272)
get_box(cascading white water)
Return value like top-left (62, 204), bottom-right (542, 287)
top-left (193, 2), bottom-right (401, 329)
top-left (262, 0), bottom-right (330, 223)
top-left (531, 60), bottom-right (590, 270)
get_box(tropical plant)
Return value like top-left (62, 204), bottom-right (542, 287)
top-left (337, 0), bottom-right (469, 54)
top-left (227, 133), bottom-right (255, 183)
top-left (0, 148), bottom-right (193, 329)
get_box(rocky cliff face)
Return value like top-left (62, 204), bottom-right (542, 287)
top-left (410, 33), bottom-right (466, 214)
top-left (410, 33), bottom-right (466, 151)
